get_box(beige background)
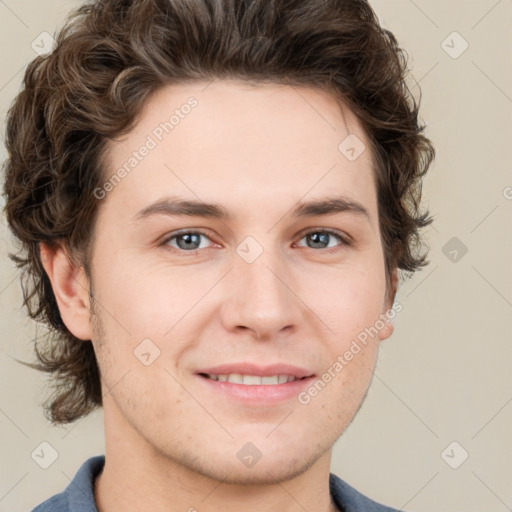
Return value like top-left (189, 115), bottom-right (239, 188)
top-left (1, 1), bottom-right (511, 511)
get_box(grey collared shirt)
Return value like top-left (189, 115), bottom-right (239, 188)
top-left (31, 455), bottom-right (401, 512)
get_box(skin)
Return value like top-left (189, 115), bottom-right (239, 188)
top-left (41, 79), bottom-right (398, 512)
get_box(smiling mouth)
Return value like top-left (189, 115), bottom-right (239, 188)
top-left (198, 373), bottom-right (310, 385)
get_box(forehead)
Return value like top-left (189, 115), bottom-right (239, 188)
top-left (102, 79), bottom-right (378, 227)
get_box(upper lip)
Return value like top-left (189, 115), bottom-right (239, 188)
top-left (197, 363), bottom-right (314, 379)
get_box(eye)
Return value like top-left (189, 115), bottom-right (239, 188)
top-left (162, 230), bottom-right (214, 251)
top-left (295, 229), bottom-right (349, 251)
top-left (160, 228), bottom-right (350, 254)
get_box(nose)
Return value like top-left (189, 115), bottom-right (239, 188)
top-left (219, 248), bottom-right (303, 341)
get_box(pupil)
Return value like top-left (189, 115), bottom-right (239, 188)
top-left (309, 232), bottom-right (328, 248)
top-left (179, 233), bottom-right (200, 250)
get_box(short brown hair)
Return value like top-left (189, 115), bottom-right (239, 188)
top-left (2, 0), bottom-right (435, 424)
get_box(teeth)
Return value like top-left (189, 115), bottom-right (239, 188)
top-left (206, 373), bottom-right (297, 385)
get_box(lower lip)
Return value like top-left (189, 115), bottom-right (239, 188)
top-left (196, 374), bottom-right (315, 405)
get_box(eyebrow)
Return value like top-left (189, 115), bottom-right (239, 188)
top-left (131, 195), bottom-right (370, 222)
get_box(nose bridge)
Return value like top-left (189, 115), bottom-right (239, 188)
top-left (239, 240), bottom-right (291, 306)
top-left (221, 239), bottom-right (300, 338)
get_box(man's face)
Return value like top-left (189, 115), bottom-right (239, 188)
top-left (86, 80), bottom-right (395, 483)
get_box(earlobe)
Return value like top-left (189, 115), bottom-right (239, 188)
top-left (39, 243), bottom-right (93, 341)
top-left (378, 317), bottom-right (394, 341)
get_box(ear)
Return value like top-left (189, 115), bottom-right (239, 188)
top-left (40, 242), bottom-right (93, 341)
top-left (378, 267), bottom-right (398, 341)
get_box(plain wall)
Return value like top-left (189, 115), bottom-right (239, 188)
top-left (0, 1), bottom-right (511, 511)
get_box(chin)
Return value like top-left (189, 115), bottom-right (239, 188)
top-left (196, 456), bottom-right (315, 486)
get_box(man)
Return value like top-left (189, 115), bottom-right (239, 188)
top-left (3, 0), bottom-right (435, 511)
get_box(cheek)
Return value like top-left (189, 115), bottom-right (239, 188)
top-left (98, 257), bottom-right (205, 339)
top-left (302, 263), bottom-right (386, 341)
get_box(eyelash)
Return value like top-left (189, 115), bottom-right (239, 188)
top-left (160, 228), bottom-right (351, 254)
